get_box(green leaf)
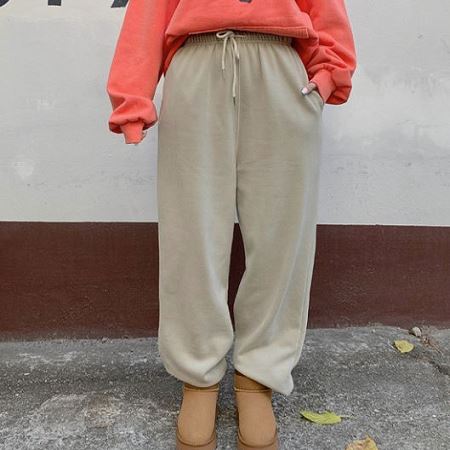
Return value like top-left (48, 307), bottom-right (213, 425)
top-left (299, 410), bottom-right (342, 424)
top-left (393, 339), bottom-right (414, 353)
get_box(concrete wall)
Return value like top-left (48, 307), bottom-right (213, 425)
top-left (1, 0), bottom-right (449, 224)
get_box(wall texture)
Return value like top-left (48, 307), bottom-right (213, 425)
top-left (1, 0), bottom-right (448, 224)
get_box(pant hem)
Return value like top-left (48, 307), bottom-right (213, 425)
top-left (232, 362), bottom-right (294, 397)
top-left (160, 354), bottom-right (228, 388)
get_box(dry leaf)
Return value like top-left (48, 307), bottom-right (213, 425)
top-left (345, 435), bottom-right (379, 450)
top-left (409, 326), bottom-right (422, 337)
top-left (420, 334), bottom-right (442, 353)
top-left (393, 339), bottom-right (414, 353)
top-left (299, 410), bottom-right (342, 424)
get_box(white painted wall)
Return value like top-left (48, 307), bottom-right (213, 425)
top-left (0, 0), bottom-right (449, 224)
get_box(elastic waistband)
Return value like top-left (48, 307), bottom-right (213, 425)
top-left (184, 30), bottom-right (293, 46)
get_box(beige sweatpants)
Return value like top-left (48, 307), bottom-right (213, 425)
top-left (157, 30), bottom-right (323, 396)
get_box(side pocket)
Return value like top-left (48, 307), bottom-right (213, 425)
top-left (309, 86), bottom-right (325, 108)
top-left (289, 47), bottom-right (325, 110)
top-left (164, 46), bottom-right (183, 81)
top-left (159, 47), bottom-right (184, 124)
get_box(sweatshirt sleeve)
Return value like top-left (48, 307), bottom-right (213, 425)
top-left (295, 0), bottom-right (357, 105)
top-left (106, 0), bottom-right (177, 144)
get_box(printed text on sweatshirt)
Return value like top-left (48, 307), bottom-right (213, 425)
top-left (107, 0), bottom-right (357, 144)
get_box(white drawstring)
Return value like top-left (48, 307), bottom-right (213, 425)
top-left (216, 30), bottom-right (240, 99)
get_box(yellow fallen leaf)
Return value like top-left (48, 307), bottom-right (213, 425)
top-left (299, 410), bottom-right (342, 424)
top-left (345, 435), bottom-right (379, 450)
top-left (393, 339), bottom-right (414, 353)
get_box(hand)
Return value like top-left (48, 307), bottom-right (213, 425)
top-left (133, 129), bottom-right (148, 146)
top-left (301, 81), bottom-right (319, 96)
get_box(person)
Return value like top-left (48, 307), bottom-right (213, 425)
top-left (106, 1), bottom-right (356, 449)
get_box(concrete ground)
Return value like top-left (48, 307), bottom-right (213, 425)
top-left (0, 326), bottom-right (449, 450)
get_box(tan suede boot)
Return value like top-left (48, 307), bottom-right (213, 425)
top-left (234, 370), bottom-right (279, 450)
top-left (176, 381), bottom-right (220, 450)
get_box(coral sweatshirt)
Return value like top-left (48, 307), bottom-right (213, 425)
top-left (107, 0), bottom-right (357, 144)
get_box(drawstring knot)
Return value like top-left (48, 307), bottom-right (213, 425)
top-left (216, 30), bottom-right (240, 99)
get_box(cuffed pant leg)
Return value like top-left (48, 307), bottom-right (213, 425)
top-left (156, 41), bottom-right (237, 387)
top-left (232, 42), bottom-right (323, 396)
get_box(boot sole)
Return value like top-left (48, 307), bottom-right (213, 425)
top-left (175, 405), bottom-right (219, 450)
top-left (176, 432), bottom-right (217, 450)
top-left (235, 405), bottom-right (279, 450)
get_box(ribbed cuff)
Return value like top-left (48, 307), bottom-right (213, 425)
top-left (121, 121), bottom-right (145, 144)
top-left (309, 69), bottom-right (337, 104)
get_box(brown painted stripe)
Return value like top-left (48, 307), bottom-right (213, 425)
top-left (311, 224), bottom-right (450, 328)
top-left (0, 222), bottom-right (449, 340)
